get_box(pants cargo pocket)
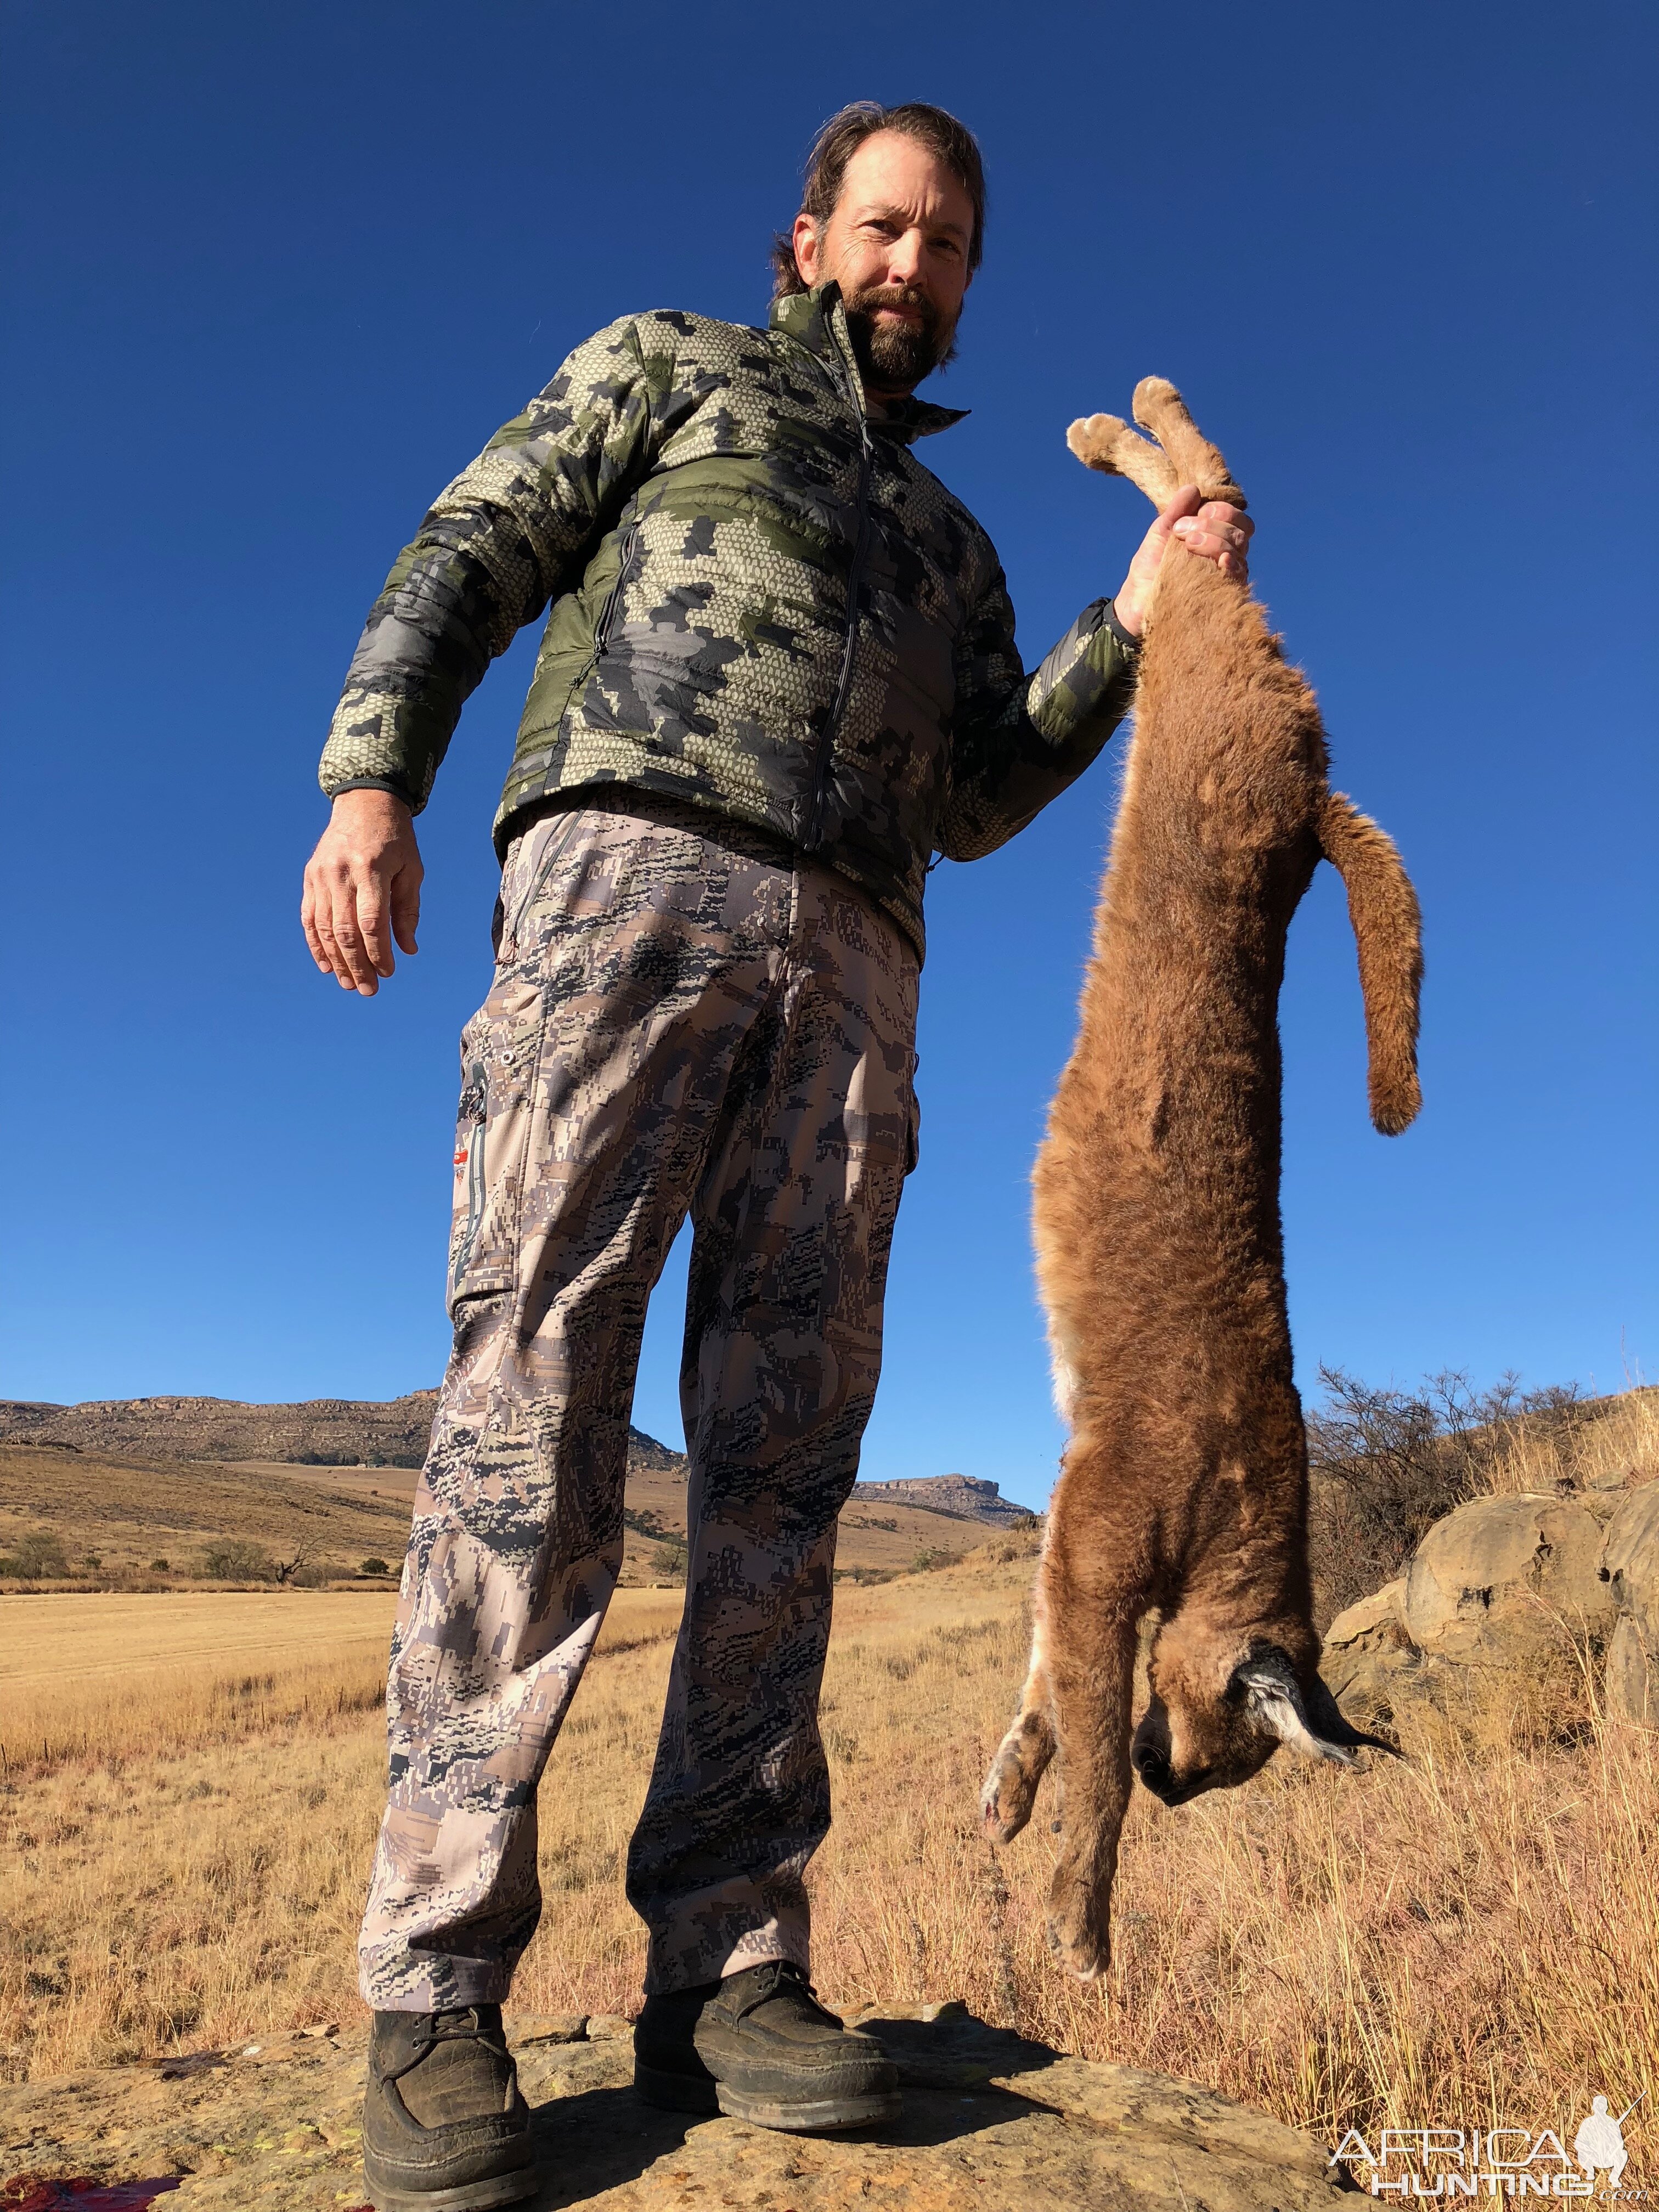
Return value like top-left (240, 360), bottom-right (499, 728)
top-left (445, 977), bottom-right (547, 1318)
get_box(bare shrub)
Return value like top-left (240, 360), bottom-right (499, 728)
top-left (1306, 1367), bottom-right (1587, 1626)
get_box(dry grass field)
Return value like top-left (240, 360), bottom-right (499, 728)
top-left (0, 1441), bottom-right (995, 1595)
top-left (0, 1444), bottom-right (415, 1590)
top-left (4, 1387), bottom-right (1658, 2163)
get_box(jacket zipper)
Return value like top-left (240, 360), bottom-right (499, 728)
top-left (593, 520), bottom-right (641, 656)
top-left (552, 517), bottom-right (641, 749)
top-left (805, 418), bottom-right (874, 849)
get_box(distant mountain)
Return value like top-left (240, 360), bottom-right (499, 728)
top-left (0, 1393), bottom-right (677, 1475)
top-left (851, 1473), bottom-right (1037, 1527)
top-left (0, 1395), bottom-right (1031, 1527)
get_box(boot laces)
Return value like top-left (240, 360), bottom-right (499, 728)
top-left (385, 2004), bottom-right (510, 2083)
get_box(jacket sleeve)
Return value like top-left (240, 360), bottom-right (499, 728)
top-left (938, 565), bottom-right (1141, 862)
top-left (318, 317), bottom-right (675, 814)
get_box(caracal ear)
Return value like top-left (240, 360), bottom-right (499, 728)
top-left (1232, 1647), bottom-right (1398, 1765)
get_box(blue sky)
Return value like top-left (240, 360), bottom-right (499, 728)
top-left (2, 1), bottom-right (1654, 1509)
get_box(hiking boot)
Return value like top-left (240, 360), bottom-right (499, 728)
top-left (634, 1961), bottom-right (900, 2133)
top-left (363, 2004), bottom-right (537, 2210)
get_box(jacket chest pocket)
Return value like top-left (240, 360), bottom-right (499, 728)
top-left (447, 978), bottom-right (547, 1316)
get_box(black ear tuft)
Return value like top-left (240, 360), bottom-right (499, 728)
top-left (1232, 1646), bottom-right (1399, 1767)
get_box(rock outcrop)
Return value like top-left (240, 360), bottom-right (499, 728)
top-left (1601, 1485), bottom-right (1659, 1722)
top-left (1324, 1479), bottom-right (1659, 1729)
top-left (1403, 1493), bottom-right (1612, 1658)
top-left (851, 1475), bottom-right (1036, 1527)
top-left (0, 1396), bottom-right (676, 1479)
top-left (0, 2006), bottom-right (1352, 2211)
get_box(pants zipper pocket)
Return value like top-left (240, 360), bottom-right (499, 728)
top-left (505, 811), bottom-right (581, 953)
top-left (450, 1054), bottom-right (489, 1304)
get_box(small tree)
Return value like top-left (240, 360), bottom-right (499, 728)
top-left (272, 1540), bottom-right (313, 1587)
top-left (652, 1537), bottom-right (689, 1582)
top-left (2, 1530), bottom-right (70, 1580)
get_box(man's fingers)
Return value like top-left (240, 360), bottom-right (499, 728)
top-left (1149, 485), bottom-right (1204, 544)
top-left (1197, 500), bottom-right (1253, 539)
top-left (1173, 517), bottom-right (1250, 552)
top-left (318, 874), bottom-right (379, 994)
top-left (300, 879), bottom-right (334, 974)
top-left (356, 884), bottom-right (393, 978)
top-left (335, 902), bottom-right (379, 994)
top-left (307, 882), bottom-right (363, 989)
top-left (1172, 517), bottom-right (1251, 575)
top-left (390, 864), bottom-right (422, 957)
top-left (311, 909), bottom-right (352, 990)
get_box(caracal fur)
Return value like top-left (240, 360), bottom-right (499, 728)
top-left (982, 379), bottom-right (1421, 1980)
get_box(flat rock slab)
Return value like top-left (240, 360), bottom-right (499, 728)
top-left (2, 2007), bottom-right (1351, 2211)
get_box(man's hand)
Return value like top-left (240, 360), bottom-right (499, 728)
top-left (302, 789), bottom-right (424, 997)
top-left (1111, 485), bottom-right (1254, 640)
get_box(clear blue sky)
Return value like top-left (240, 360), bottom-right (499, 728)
top-left (3, 1), bottom-right (1654, 1509)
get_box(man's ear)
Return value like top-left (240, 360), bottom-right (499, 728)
top-left (1232, 1647), bottom-right (1398, 1767)
top-left (792, 212), bottom-right (823, 287)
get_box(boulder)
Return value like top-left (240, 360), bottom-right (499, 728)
top-left (0, 2006), bottom-right (1353, 2212)
top-left (1403, 1494), bottom-right (1612, 1661)
top-left (1601, 1485), bottom-right (1659, 1722)
top-left (1320, 1578), bottom-right (1436, 1723)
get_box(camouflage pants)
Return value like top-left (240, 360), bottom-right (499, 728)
top-left (359, 798), bottom-right (919, 2009)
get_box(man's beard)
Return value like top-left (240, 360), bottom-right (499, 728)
top-left (842, 281), bottom-right (958, 392)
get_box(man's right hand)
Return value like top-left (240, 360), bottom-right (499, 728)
top-left (302, 789), bottom-right (424, 996)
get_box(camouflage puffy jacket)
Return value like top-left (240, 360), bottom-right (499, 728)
top-left (319, 283), bottom-right (1139, 958)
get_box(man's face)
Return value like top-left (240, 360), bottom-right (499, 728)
top-left (792, 131), bottom-right (975, 397)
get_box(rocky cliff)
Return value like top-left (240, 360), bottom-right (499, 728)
top-left (851, 1474), bottom-right (1036, 1527)
top-left (0, 1395), bottom-right (674, 1476)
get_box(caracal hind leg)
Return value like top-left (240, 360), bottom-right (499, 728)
top-left (983, 1570), bottom-right (1057, 1843)
top-left (1066, 414), bottom-right (1179, 511)
top-left (1131, 376), bottom-right (1246, 509)
top-left (1044, 1576), bottom-right (1139, 1982)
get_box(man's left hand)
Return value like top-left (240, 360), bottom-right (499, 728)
top-left (1111, 486), bottom-right (1254, 639)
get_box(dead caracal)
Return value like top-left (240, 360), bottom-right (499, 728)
top-left (983, 378), bottom-right (1421, 1980)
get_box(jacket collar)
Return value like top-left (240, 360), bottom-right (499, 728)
top-left (769, 282), bottom-right (969, 445)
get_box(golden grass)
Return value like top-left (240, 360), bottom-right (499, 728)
top-left (0, 1591), bottom-right (398, 1774)
top-left (1477, 1383), bottom-right (1659, 1500)
top-left (2, 1560), bottom-right (1654, 2165)
top-left (0, 1441), bottom-right (988, 1594)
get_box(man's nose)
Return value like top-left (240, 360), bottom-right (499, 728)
top-left (884, 227), bottom-right (926, 285)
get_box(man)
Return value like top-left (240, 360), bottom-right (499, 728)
top-left (304, 100), bottom-right (1250, 2210)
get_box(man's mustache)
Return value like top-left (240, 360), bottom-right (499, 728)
top-left (846, 284), bottom-right (939, 325)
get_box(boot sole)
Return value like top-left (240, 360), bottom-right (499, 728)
top-left (365, 2163), bottom-right (539, 2212)
top-left (714, 2081), bottom-right (902, 2134)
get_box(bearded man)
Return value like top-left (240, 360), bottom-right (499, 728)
top-left (303, 99), bottom-right (1250, 2209)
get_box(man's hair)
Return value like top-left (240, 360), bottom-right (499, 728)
top-left (771, 101), bottom-right (986, 299)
